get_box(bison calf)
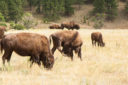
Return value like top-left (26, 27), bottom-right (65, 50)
top-left (1, 33), bottom-right (54, 69)
top-left (91, 32), bottom-right (105, 47)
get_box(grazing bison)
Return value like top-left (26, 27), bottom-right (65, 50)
top-left (61, 21), bottom-right (80, 30)
top-left (1, 33), bottom-right (54, 69)
top-left (91, 32), bottom-right (105, 47)
top-left (49, 30), bottom-right (82, 60)
top-left (49, 24), bottom-right (62, 29)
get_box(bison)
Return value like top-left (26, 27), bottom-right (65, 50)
top-left (49, 24), bottom-right (62, 29)
top-left (49, 30), bottom-right (82, 60)
top-left (1, 33), bottom-right (54, 69)
top-left (61, 21), bottom-right (80, 30)
top-left (91, 32), bottom-right (105, 47)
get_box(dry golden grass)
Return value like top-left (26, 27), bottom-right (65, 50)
top-left (0, 29), bottom-right (128, 85)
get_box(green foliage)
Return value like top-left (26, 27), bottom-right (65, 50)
top-left (41, 0), bottom-right (75, 21)
top-left (125, 1), bottom-right (128, 17)
top-left (0, 0), bottom-right (8, 20)
top-left (20, 13), bottom-right (38, 29)
top-left (120, 0), bottom-right (126, 2)
top-left (105, 0), bottom-right (118, 21)
top-left (43, 18), bottom-right (49, 23)
top-left (0, 0), bottom-right (24, 22)
top-left (12, 24), bottom-right (25, 30)
top-left (42, 0), bottom-right (65, 21)
top-left (10, 21), bottom-right (15, 29)
top-left (0, 22), bottom-right (7, 27)
top-left (92, 0), bottom-right (118, 21)
top-left (8, 0), bottom-right (23, 23)
top-left (35, 0), bottom-right (42, 13)
top-left (93, 0), bottom-right (105, 14)
top-left (0, 13), bottom-right (5, 22)
top-left (27, 0), bottom-right (36, 10)
top-left (85, 0), bottom-right (94, 4)
top-left (64, 0), bottom-right (74, 16)
top-left (83, 16), bottom-right (89, 24)
top-left (93, 13), bottom-right (104, 29)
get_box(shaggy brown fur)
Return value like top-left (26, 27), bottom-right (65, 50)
top-left (91, 32), bottom-right (105, 47)
top-left (0, 26), bottom-right (6, 39)
top-left (61, 21), bottom-right (80, 30)
top-left (49, 24), bottom-right (62, 29)
top-left (1, 33), bottom-right (54, 69)
top-left (49, 30), bottom-right (82, 60)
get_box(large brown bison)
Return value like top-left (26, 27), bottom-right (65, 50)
top-left (91, 32), bottom-right (105, 47)
top-left (61, 21), bottom-right (80, 30)
top-left (1, 33), bottom-right (54, 69)
top-left (49, 24), bottom-right (62, 29)
top-left (49, 30), bottom-right (82, 60)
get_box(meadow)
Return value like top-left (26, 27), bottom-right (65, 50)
top-left (0, 29), bottom-right (128, 85)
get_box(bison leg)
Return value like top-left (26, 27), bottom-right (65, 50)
top-left (2, 50), bottom-right (13, 65)
top-left (98, 42), bottom-right (100, 47)
top-left (78, 47), bottom-right (82, 60)
top-left (56, 40), bottom-right (62, 53)
top-left (7, 51), bottom-right (13, 63)
top-left (92, 40), bottom-right (94, 46)
top-left (52, 39), bottom-right (62, 54)
top-left (29, 57), bottom-right (34, 67)
top-left (52, 46), bottom-right (57, 54)
top-left (94, 41), bottom-right (96, 46)
top-left (70, 49), bottom-right (73, 60)
top-left (29, 55), bottom-right (41, 67)
top-left (92, 40), bottom-right (96, 46)
top-left (51, 37), bottom-right (62, 54)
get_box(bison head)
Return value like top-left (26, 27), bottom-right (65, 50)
top-left (42, 55), bottom-right (54, 69)
top-left (74, 24), bottom-right (80, 29)
top-left (60, 24), bottom-right (65, 29)
top-left (101, 42), bottom-right (105, 47)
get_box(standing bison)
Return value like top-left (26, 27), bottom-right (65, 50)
top-left (91, 32), bottom-right (105, 47)
top-left (1, 33), bottom-right (54, 69)
top-left (49, 24), bottom-right (61, 29)
top-left (49, 30), bottom-right (83, 60)
top-left (61, 21), bottom-right (80, 30)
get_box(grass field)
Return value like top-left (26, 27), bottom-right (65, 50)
top-left (0, 29), bottom-right (128, 85)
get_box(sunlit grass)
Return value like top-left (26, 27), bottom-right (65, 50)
top-left (0, 29), bottom-right (128, 85)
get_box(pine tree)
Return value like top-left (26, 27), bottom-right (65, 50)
top-left (42, 0), bottom-right (65, 21)
top-left (0, 0), bottom-right (8, 20)
top-left (74, 0), bottom-right (84, 9)
top-left (8, 0), bottom-right (23, 23)
top-left (64, 0), bottom-right (74, 16)
top-left (105, 0), bottom-right (118, 21)
top-left (0, 12), bottom-right (5, 22)
top-left (27, 0), bottom-right (35, 10)
top-left (85, 0), bottom-right (94, 4)
top-left (93, 0), bottom-right (105, 14)
top-left (35, 0), bottom-right (42, 13)
top-left (125, 1), bottom-right (128, 16)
